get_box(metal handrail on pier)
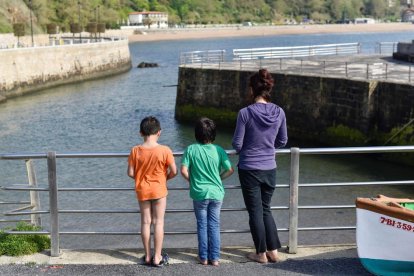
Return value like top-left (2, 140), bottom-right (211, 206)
top-left (232, 43), bottom-right (361, 60)
top-left (1, 145), bottom-right (414, 257)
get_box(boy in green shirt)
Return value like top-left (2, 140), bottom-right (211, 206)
top-left (181, 117), bottom-right (234, 266)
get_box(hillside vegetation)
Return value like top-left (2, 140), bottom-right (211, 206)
top-left (0, 0), bottom-right (404, 34)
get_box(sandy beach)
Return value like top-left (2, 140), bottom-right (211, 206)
top-left (126, 23), bottom-right (414, 42)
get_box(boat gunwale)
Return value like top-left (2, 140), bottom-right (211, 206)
top-left (356, 195), bottom-right (414, 223)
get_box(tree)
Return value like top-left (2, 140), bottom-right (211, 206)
top-left (143, 17), bottom-right (153, 28)
top-left (13, 23), bottom-right (25, 45)
top-left (368, 0), bottom-right (387, 19)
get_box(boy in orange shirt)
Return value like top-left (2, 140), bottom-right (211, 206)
top-left (128, 116), bottom-right (177, 267)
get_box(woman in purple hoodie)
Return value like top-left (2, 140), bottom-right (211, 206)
top-left (232, 69), bottom-right (288, 263)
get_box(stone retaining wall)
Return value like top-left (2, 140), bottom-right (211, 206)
top-left (0, 39), bottom-right (131, 102)
top-left (175, 67), bottom-right (414, 150)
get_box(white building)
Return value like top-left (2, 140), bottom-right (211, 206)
top-left (402, 8), bottom-right (414, 21)
top-left (128, 12), bottom-right (168, 28)
top-left (354, 18), bottom-right (376, 24)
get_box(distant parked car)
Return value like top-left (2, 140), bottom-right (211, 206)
top-left (242, 21), bottom-right (253, 27)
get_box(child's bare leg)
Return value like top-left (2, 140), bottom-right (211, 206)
top-left (139, 200), bottom-right (152, 263)
top-left (151, 197), bottom-right (166, 264)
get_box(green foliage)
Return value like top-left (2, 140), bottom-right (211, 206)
top-left (383, 125), bottom-right (414, 146)
top-left (176, 104), bottom-right (237, 127)
top-left (13, 23), bottom-right (25, 37)
top-left (0, 0), bottom-right (406, 33)
top-left (324, 124), bottom-right (367, 146)
top-left (0, 222), bottom-right (50, 256)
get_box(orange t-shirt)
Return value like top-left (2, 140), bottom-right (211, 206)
top-left (128, 144), bottom-right (174, 201)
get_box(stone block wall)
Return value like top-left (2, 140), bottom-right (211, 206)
top-left (176, 67), bottom-right (414, 148)
top-left (0, 39), bottom-right (131, 102)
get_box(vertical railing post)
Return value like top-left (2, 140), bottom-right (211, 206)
top-left (25, 160), bottom-right (41, 227)
top-left (345, 62), bottom-right (348, 78)
top-left (47, 151), bottom-right (60, 257)
top-left (385, 63), bottom-right (388, 80)
top-left (288, 147), bottom-right (300, 254)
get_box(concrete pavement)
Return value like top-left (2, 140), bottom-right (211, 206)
top-left (0, 245), bottom-right (373, 275)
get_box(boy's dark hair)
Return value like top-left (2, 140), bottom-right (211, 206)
top-left (195, 117), bottom-right (216, 144)
top-left (140, 116), bottom-right (161, 136)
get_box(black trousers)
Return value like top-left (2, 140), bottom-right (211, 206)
top-left (238, 168), bottom-right (281, 253)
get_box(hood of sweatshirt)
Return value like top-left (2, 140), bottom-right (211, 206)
top-left (247, 103), bottom-right (281, 128)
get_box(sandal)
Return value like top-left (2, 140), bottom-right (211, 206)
top-left (140, 255), bottom-right (151, 266)
top-left (152, 252), bottom-right (169, 267)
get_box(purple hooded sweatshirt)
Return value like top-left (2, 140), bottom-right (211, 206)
top-left (232, 102), bottom-right (288, 170)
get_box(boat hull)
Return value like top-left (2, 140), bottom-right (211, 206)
top-left (356, 199), bottom-right (414, 275)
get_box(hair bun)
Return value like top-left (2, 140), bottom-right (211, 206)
top-left (258, 69), bottom-right (274, 89)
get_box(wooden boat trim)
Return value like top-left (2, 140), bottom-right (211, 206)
top-left (356, 195), bottom-right (414, 223)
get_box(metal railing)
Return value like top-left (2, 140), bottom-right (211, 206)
top-left (1, 145), bottom-right (414, 257)
top-left (180, 50), bottom-right (226, 65)
top-left (232, 43), bottom-right (361, 60)
top-left (377, 42), bottom-right (399, 55)
top-left (181, 56), bottom-right (414, 84)
top-left (179, 42), bottom-right (405, 66)
top-left (0, 160), bottom-right (41, 226)
top-left (179, 42), bottom-right (414, 83)
top-left (0, 36), bottom-right (127, 50)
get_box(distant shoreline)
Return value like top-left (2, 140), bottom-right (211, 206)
top-left (127, 23), bottom-right (414, 42)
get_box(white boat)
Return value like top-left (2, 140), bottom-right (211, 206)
top-left (356, 195), bottom-right (414, 275)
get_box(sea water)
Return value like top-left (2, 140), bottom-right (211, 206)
top-left (1, 31), bottom-right (414, 249)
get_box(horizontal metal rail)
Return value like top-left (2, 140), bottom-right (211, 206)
top-left (3, 179), bottom-right (413, 192)
top-left (4, 210), bottom-right (49, 216)
top-left (0, 219), bottom-right (31, 223)
top-left (0, 201), bottom-right (30, 204)
top-left (5, 226), bottom-right (356, 236)
top-left (2, 145), bottom-right (414, 160)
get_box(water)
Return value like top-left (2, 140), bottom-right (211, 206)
top-left (1, 31), bottom-right (414, 249)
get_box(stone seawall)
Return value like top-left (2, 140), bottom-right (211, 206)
top-left (0, 39), bottom-right (131, 103)
top-left (175, 67), bottom-right (414, 151)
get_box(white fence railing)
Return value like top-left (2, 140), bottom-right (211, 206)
top-left (232, 43), bottom-right (361, 60)
top-left (180, 50), bottom-right (226, 65)
top-left (0, 36), bottom-right (127, 50)
top-left (377, 42), bottom-right (399, 55)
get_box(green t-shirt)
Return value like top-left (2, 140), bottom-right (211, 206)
top-left (181, 143), bottom-right (232, 201)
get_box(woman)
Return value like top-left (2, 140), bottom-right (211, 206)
top-left (232, 69), bottom-right (288, 263)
